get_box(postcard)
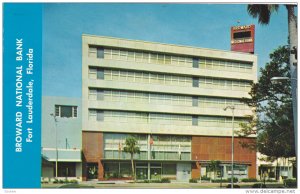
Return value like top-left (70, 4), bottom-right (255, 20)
top-left (2, 3), bottom-right (298, 191)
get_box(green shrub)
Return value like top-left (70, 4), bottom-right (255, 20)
top-left (265, 179), bottom-right (277, 182)
top-left (53, 179), bottom-right (58, 184)
top-left (150, 179), bottom-right (162, 183)
top-left (284, 179), bottom-right (297, 188)
top-left (212, 177), bottom-right (238, 183)
top-left (252, 183), bottom-right (267, 188)
top-left (70, 180), bottom-right (78, 184)
top-left (241, 178), bottom-right (258, 182)
top-left (141, 178), bottom-right (170, 183)
top-left (228, 177), bottom-right (238, 183)
top-left (189, 179), bottom-right (198, 183)
top-left (161, 178), bottom-right (171, 183)
top-left (58, 179), bottom-right (64, 184)
top-left (212, 179), bottom-right (228, 183)
top-left (226, 184), bottom-right (240, 188)
top-left (201, 176), bottom-right (211, 181)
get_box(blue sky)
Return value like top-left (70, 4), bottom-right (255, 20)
top-left (43, 3), bottom-right (289, 97)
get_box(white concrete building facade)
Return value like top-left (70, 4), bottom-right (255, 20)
top-left (81, 34), bottom-right (258, 181)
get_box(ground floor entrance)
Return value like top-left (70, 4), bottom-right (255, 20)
top-left (102, 161), bottom-right (191, 181)
top-left (258, 165), bottom-right (295, 181)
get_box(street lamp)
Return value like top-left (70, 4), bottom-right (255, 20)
top-left (224, 105), bottom-right (235, 189)
top-left (270, 77), bottom-right (291, 83)
top-left (271, 76), bottom-right (297, 159)
top-left (50, 113), bottom-right (58, 178)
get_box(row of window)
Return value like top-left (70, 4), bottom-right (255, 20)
top-left (103, 149), bottom-right (190, 160)
top-left (104, 150), bottom-right (148, 160)
top-left (104, 133), bottom-right (191, 144)
top-left (199, 58), bottom-right (252, 73)
top-left (103, 162), bottom-right (178, 179)
top-left (89, 89), bottom-right (249, 110)
top-left (104, 134), bottom-right (148, 151)
top-left (102, 69), bottom-right (192, 87)
top-left (104, 144), bottom-right (191, 153)
top-left (199, 116), bottom-right (246, 128)
top-left (89, 68), bottom-right (252, 92)
top-left (88, 47), bottom-right (253, 73)
top-left (199, 77), bottom-right (251, 91)
top-left (198, 97), bottom-right (248, 110)
top-left (89, 110), bottom-right (248, 127)
top-left (103, 133), bottom-right (191, 160)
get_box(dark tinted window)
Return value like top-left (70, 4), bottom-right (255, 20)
top-left (233, 31), bottom-right (251, 39)
top-left (61, 106), bottom-right (73, 118)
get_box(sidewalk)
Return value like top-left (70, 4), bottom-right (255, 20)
top-left (42, 181), bottom-right (285, 189)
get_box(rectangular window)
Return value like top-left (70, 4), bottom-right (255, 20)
top-left (73, 106), bottom-right (77, 117)
top-left (88, 46), bottom-right (97, 58)
top-left (165, 55), bottom-right (171, 64)
top-left (97, 111), bottom-right (104, 121)
top-left (97, 90), bottom-right (104, 101)
top-left (56, 162), bottom-right (76, 177)
top-left (89, 89), bottom-right (97, 100)
top-left (97, 47), bottom-right (104, 58)
top-left (192, 96), bottom-right (198, 107)
top-left (55, 105), bottom-right (60, 117)
top-left (104, 48), bottom-right (112, 59)
top-left (192, 116), bottom-right (198, 126)
top-left (61, 106), bottom-right (72, 118)
top-left (97, 69), bottom-right (104, 80)
top-left (192, 77), bottom-right (199, 87)
top-left (55, 105), bottom-right (78, 118)
top-left (120, 50), bottom-right (128, 60)
top-left (127, 51), bottom-right (135, 61)
top-left (89, 109), bottom-right (97, 121)
top-left (89, 67), bottom-right (97, 79)
top-left (193, 58), bottom-right (199, 68)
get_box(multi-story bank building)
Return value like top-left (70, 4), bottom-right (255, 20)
top-left (82, 34), bottom-right (257, 181)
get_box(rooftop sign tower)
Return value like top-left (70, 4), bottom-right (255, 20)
top-left (231, 24), bottom-right (255, 54)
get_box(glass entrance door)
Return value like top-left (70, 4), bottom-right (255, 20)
top-left (136, 168), bottom-right (148, 180)
top-left (150, 168), bottom-right (161, 180)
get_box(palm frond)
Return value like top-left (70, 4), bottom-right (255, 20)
top-left (247, 4), bottom-right (279, 25)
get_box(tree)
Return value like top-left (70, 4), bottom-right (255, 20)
top-left (247, 3), bottom-right (297, 156)
top-left (123, 135), bottom-right (140, 181)
top-left (207, 160), bottom-right (221, 181)
top-left (238, 46), bottom-right (295, 159)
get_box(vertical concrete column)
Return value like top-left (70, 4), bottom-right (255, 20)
top-left (98, 160), bottom-right (104, 180)
top-left (148, 134), bottom-right (151, 160)
top-left (148, 162), bottom-right (150, 180)
top-left (76, 163), bottom-right (82, 181)
top-left (147, 134), bottom-right (151, 180)
top-left (82, 159), bottom-right (87, 181)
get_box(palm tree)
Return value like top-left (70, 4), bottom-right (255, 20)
top-left (208, 160), bottom-right (221, 181)
top-left (123, 136), bottom-right (140, 181)
top-left (247, 3), bottom-right (297, 161)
